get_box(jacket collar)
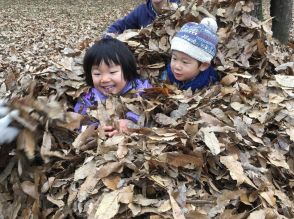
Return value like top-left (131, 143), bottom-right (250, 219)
top-left (146, 0), bottom-right (157, 18)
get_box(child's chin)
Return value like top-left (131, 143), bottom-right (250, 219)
top-left (101, 90), bottom-right (119, 96)
top-left (174, 75), bottom-right (185, 81)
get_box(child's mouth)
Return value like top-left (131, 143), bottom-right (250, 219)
top-left (102, 85), bottom-right (115, 93)
top-left (174, 73), bottom-right (183, 78)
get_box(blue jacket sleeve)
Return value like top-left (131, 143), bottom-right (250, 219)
top-left (107, 4), bottom-right (144, 34)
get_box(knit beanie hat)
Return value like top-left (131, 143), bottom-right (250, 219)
top-left (171, 18), bottom-right (218, 63)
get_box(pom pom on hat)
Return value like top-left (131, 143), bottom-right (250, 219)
top-left (201, 17), bottom-right (218, 33)
top-left (171, 17), bottom-right (218, 63)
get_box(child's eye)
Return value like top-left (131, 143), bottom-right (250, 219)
top-left (171, 57), bottom-right (177, 61)
top-left (110, 71), bottom-right (118, 74)
top-left (92, 72), bottom-right (101, 76)
top-left (183, 61), bottom-right (189, 64)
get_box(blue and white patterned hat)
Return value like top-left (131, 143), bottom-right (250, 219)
top-left (171, 18), bottom-right (218, 63)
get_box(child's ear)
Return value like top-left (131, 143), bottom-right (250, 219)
top-left (199, 62), bottom-right (210, 71)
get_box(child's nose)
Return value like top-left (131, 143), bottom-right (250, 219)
top-left (174, 61), bottom-right (181, 70)
top-left (101, 74), bottom-right (110, 82)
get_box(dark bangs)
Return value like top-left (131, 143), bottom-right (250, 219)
top-left (83, 38), bottom-right (139, 86)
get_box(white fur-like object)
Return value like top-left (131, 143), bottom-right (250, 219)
top-left (0, 109), bottom-right (20, 144)
top-left (0, 107), bottom-right (10, 117)
top-left (0, 127), bottom-right (19, 145)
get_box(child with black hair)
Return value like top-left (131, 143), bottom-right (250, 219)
top-left (74, 38), bottom-right (151, 136)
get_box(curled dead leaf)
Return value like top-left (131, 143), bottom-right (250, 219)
top-left (221, 74), bottom-right (237, 86)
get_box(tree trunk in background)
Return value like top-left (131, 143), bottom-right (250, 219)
top-left (251, 0), bottom-right (264, 20)
top-left (270, 0), bottom-right (293, 44)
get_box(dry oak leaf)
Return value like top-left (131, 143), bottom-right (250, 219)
top-left (17, 129), bottom-right (36, 160)
top-left (169, 192), bottom-right (185, 219)
top-left (74, 160), bottom-right (96, 181)
top-left (220, 155), bottom-right (258, 189)
top-left (93, 191), bottom-right (120, 219)
top-left (93, 185), bottom-right (134, 219)
top-left (21, 181), bottom-right (38, 199)
top-left (220, 155), bottom-right (245, 185)
top-left (102, 174), bottom-right (121, 190)
top-left (275, 75), bottom-right (294, 88)
top-left (157, 152), bottom-right (203, 169)
top-left (199, 127), bottom-right (221, 155)
top-left (221, 74), bottom-right (237, 86)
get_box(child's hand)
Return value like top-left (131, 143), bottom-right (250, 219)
top-left (102, 125), bottom-right (119, 137)
top-left (102, 119), bottom-right (134, 137)
top-left (118, 119), bottom-right (132, 133)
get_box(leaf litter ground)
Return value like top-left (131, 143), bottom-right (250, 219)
top-left (0, 0), bottom-right (294, 218)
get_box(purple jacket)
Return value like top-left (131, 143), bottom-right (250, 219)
top-left (74, 79), bottom-right (151, 124)
top-left (107, 0), bottom-right (180, 34)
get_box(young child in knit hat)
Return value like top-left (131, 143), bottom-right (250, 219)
top-left (161, 17), bottom-right (219, 92)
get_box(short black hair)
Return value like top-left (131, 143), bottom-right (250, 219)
top-left (83, 38), bottom-right (139, 86)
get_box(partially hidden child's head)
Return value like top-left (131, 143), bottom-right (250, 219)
top-left (151, 0), bottom-right (179, 14)
top-left (152, 0), bottom-right (179, 4)
top-left (83, 38), bottom-right (139, 95)
top-left (170, 18), bottom-right (218, 82)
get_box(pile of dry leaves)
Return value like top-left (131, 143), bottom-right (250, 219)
top-left (0, 0), bottom-right (294, 218)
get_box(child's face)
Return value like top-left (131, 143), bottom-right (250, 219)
top-left (152, 0), bottom-right (168, 12)
top-left (91, 60), bottom-right (127, 96)
top-left (171, 50), bottom-right (208, 82)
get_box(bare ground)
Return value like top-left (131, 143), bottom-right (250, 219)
top-left (0, 0), bottom-right (292, 53)
top-left (0, 0), bottom-right (143, 50)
